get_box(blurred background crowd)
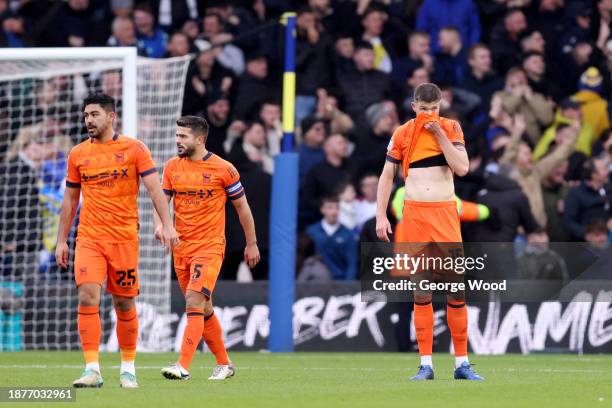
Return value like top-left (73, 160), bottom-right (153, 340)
top-left (1, 0), bottom-right (611, 283)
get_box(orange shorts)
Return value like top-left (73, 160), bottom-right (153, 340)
top-left (393, 200), bottom-right (463, 278)
top-left (400, 200), bottom-right (462, 243)
top-left (173, 241), bottom-right (224, 298)
top-left (74, 239), bottom-right (139, 297)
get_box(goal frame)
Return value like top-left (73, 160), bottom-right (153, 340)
top-left (0, 47), bottom-right (138, 138)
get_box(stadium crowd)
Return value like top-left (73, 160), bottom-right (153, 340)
top-left (1, 0), bottom-right (611, 282)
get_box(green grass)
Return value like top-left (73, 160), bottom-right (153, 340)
top-left (0, 352), bottom-right (611, 408)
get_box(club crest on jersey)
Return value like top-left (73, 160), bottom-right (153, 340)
top-left (172, 174), bottom-right (181, 181)
top-left (115, 152), bottom-right (125, 163)
top-left (82, 159), bottom-right (90, 166)
top-left (202, 173), bottom-right (212, 184)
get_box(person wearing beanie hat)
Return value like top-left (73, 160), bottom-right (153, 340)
top-left (572, 67), bottom-right (610, 138)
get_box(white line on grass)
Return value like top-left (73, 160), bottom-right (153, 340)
top-left (0, 365), bottom-right (605, 373)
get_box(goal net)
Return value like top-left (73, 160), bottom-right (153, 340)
top-left (0, 48), bottom-right (191, 351)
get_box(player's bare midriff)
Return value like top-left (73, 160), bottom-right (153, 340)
top-left (403, 165), bottom-right (455, 202)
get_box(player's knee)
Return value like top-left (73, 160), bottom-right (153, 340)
top-left (446, 292), bottom-right (465, 304)
top-left (203, 301), bottom-right (214, 317)
top-left (185, 290), bottom-right (206, 310)
top-left (112, 295), bottom-right (135, 311)
top-left (78, 285), bottom-right (100, 306)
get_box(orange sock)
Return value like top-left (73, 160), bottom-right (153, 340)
top-left (178, 308), bottom-right (204, 370)
top-left (78, 305), bottom-right (101, 365)
top-left (413, 302), bottom-right (434, 356)
top-left (447, 300), bottom-right (468, 357)
top-left (203, 311), bottom-right (229, 365)
top-left (116, 307), bottom-right (138, 362)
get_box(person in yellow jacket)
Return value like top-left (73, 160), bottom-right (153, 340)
top-left (572, 67), bottom-right (610, 139)
top-left (534, 98), bottom-right (595, 160)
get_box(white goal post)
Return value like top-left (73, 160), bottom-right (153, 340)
top-left (0, 47), bottom-right (191, 351)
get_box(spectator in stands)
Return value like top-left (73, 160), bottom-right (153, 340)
top-left (107, 16), bottom-right (138, 48)
top-left (400, 65), bottom-right (430, 115)
top-left (518, 227), bottom-right (569, 287)
top-left (355, 173), bottom-right (378, 230)
top-left (541, 159), bottom-right (571, 242)
top-left (558, 3), bottom-right (593, 58)
top-left (352, 102), bottom-right (393, 180)
top-left (227, 121), bottom-right (274, 175)
top-left (133, 2), bottom-right (168, 58)
top-left (361, 6), bottom-right (392, 74)
top-left (439, 85), bottom-right (481, 125)
top-left (433, 26), bottom-right (469, 86)
top-left (203, 93), bottom-right (230, 157)
top-left (111, 0), bottom-right (133, 18)
top-left (150, 0), bottom-right (199, 33)
top-left (306, 195), bottom-right (358, 280)
top-left (32, 0), bottom-right (93, 47)
top-left (535, 97), bottom-right (595, 162)
top-left (295, 6), bottom-right (333, 126)
top-left (493, 67), bottom-right (554, 144)
top-left (181, 18), bottom-right (200, 41)
top-left (337, 181), bottom-right (358, 231)
top-left (233, 52), bottom-right (276, 121)
top-left (182, 48), bottom-right (233, 116)
top-left (490, 9), bottom-right (528, 74)
top-left (258, 100), bottom-right (282, 156)
top-left (572, 67), bottom-right (611, 138)
top-left (519, 29), bottom-right (546, 55)
top-left (391, 31), bottom-right (433, 88)
top-left (522, 51), bottom-right (560, 102)
top-left (332, 33), bottom-right (355, 74)
top-left (337, 41), bottom-right (390, 128)
top-left (0, 137), bottom-right (41, 280)
top-left (165, 31), bottom-right (191, 57)
top-left (196, 12), bottom-right (244, 75)
top-left (459, 43), bottom-right (504, 116)
top-left (0, 0), bottom-right (24, 47)
top-left (500, 114), bottom-right (579, 228)
top-left (301, 133), bottom-right (351, 228)
top-left (563, 157), bottom-right (612, 240)
top-left (465, 174), bottom-right (540, 242)
top-left (526, 1), bottom-right (564, 54)
top-left (313, 88), bottom-right (354, 136)
top-left (416, 0), bottom-right (480, 53)
top-left (298, 116), bottom-right (327, 186)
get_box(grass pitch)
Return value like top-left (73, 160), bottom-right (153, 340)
top-left (0, 352), bottom-right (610, 408)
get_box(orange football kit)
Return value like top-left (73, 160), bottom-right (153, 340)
top-left (67, 133), bottom-right (157, 297)
top-left (385, 112), bottom-right (469, 363)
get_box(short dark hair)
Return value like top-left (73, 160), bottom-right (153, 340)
top-left (586, 218), bottom-right (608, 235)
top-left (176, 115), bottom-right (209, 139)
top-left (134, 2), bottom-right (154, 15)
top-left (320, 195), bottom-right (339, 207)
top-left (413, 83), bottom-right (442, 103)
top-left (468, 43), bottom-right (489, 60)
top-left (83, 93), bottom-right (115, 112)
top-left (581, 157), bottom-right (605, 181)
top-left (441, 26), bottom-right (460, 36)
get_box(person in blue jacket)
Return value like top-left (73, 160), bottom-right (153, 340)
top-left (306, 195), bottom-right (358, 280)
top-left (416, 0), bottom-right (480, 54)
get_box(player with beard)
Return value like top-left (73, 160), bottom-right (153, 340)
top-left (56, 93), bottom-right (179, 388)
top-left (158, 116), bottom-right (260, 380)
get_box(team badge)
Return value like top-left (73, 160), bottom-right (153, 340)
top-left (202, 173), bottom-right (212, 184)
top-left (115, 152), bottom-right (125, 163)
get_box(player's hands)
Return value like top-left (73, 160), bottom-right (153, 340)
top-left (154, 224), bottom-right (163, 243)
top-left (55, 242), bottom-right (70, 269)
top-left (424, 121), bottom-right (444, 138)
top-left (376, 215), bottom-right (393, 242)
top-left (159, 225), bottom-right (180, 253)
top-left (244, 242), bottom-right (261, 268)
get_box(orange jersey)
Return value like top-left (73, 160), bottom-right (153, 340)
top-left (386, 113), bottom-right (465, 178)
top-left (66, 134), bottom-right (157, 242)
top-left (162, 152), bottom-right (243, 253)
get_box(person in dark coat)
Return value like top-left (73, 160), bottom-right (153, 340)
top-left (337, 41), bottom-right (390, 128)
top-left (563, 157), bottom-right (612, 241)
